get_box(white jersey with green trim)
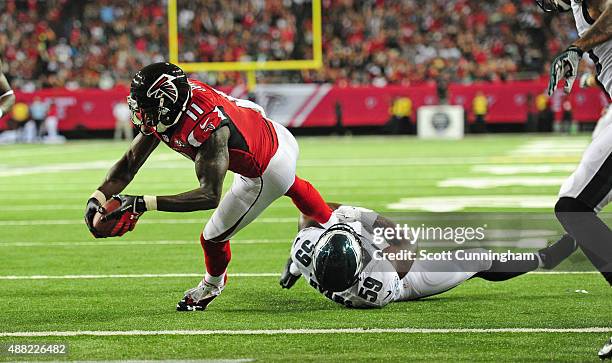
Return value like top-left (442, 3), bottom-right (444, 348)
top-left (572, 0), bottom-right (612, 96)
top-left (289, 207), bottom-right (401, 308)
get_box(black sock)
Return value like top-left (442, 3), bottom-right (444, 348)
top-left (556, 197), bottom-right (612, 285)
top-left (474, 257), bottom-right (539, 282)
top-left (538, 234), bottom-right (577, 270)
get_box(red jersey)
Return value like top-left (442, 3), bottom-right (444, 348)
top-left (150, 80), bottom-right (278, 178)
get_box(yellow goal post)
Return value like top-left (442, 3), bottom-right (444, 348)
top-left (167, 0), bottom-right (323, 89)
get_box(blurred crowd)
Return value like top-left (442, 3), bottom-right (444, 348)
top-left (0, 0), bottom-right (586, 90)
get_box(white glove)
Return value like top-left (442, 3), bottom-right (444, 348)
top-left (334, 206), bottom-right (362, 223)
top-left (548, 46), bottom-right (584, 96)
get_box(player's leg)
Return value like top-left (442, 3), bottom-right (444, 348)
top-left (397, 236), bottom-right (577, 301)
top-left (274, 121), bottom-right (333, 226)
top-left (176, 174), bottom-right (255, 311)
top-left (397, 249), bottom-right (493, 301)
top-left (178, 121), bottom-right (313, 310)
top-left (556, 123), bottom-right (612, 285)
top-left (592, 105), bottom-right (612, 140)
top-left (474, 234), bottom-right (576, 281)
top-left (285, 175), bottom-right (332, 226)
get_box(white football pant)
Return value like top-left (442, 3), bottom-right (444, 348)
top-left (560, 115), bottom-right (612, 212)
top-left (203, 121), bottom-right (298, 241)
top-left (397, 249), bottom-right (493, 301)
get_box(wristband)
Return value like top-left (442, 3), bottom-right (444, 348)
top-left (0, 109), bottom-right (3, 118)
top-left (568, 45), bottom-right (584, 57)
top-left (144, 195), bottom-right (157, 211)
top-left (90, 190), bottom-right (107, 205)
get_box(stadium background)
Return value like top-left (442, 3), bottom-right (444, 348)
top-left (1, 0), bottom-right (612, 361)
top-left (0, 0), bottom-right (608, 136)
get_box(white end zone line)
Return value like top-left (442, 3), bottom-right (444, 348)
top-left (1, 327), bottom-right (610, 337)
top-left (0, 271), bottom-right (598, 280)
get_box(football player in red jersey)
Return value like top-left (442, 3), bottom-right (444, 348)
top-left (84, 62), bottom-right (334, 311)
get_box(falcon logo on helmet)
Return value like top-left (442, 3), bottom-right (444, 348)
top-left (147, 74), bottom-right (180, 103)
top-left (128, 62), bottom-right (191, 135)
top-left (313, 223), bottom-right (364, 292)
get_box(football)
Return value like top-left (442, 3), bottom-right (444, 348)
top-left (92, 198), bottom-right (122, 237)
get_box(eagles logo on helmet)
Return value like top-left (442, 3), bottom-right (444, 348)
top-left (535, 0), bottom-right (573, 12)
top-left (313, 223), bottom-right (364, 292)
top-left (127, 62), bottom-right (191, 135)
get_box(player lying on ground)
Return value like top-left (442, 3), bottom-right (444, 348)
top-left (279, 204), bottom-right (578, 308)
top-left (83, 62), bottom-right (333, 311)
top-left (536, 0), bottom-right (612, 357)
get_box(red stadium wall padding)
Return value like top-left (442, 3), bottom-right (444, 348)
top-left (0, 82), bottom-right (608, 131)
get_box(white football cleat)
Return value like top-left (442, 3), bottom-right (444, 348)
top-left (599, 337), bottom-right (612, 360)
top-left (176, 278), bottom-right (225, 312)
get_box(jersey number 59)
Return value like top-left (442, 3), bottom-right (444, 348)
top-left (294, 238), bottom-right (314, 267)
top-left (358, 277), bottom-right (383, 302)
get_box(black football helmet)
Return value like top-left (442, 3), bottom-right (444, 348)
top-left (127, 62), bottom-right (191, 135)
top-left (313, 223), bottom-right (364, 292)
top-left (536, 0), bottom-right (572, 12)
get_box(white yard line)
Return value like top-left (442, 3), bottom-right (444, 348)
top-left (438, 177), bottom-right (567, 189)
top-left (0, 273), bottom-right (278, 280)
top-left (0, 327), bottom-right (609, 337)
top-left (0, 218), bottom-right (295, 226)
top-left (0, 238), bottom-right (551, 249)
top-left (471, 164), bottom-right (577, 175)
top-left (0, 271), bottom-right (598, 280)
top-left (388, 195), bottom-right (557, 212)
top-left (0, 155), bottom-right (579, 180)
top-left (0, 239), bottom-right (287, 247)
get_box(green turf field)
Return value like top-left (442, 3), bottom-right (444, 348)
top-left (0, 134), bottom-right (610, 362)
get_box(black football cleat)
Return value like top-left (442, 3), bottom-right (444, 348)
top-left (538, 234), bottom-right (577, 270)
top-left (599, 337), bottom-right (612, 360)
top-left (176, 295), bottom-right (218, 312)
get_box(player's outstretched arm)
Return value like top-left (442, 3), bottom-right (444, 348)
top-left (547, 0), bottom-right (612, 95)
top-left (98, 133), bottom-right (160, 198)
top-left (573, 0), bottom-right (612, 52)
top-left (0, 61), bottom-right (15, 118)
top-left (155, 126), bottom-right (230, 212)
top-left (84, 133), bottom-right (160, 237)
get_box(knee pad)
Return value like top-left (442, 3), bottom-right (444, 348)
top-left (555, 197), bottom-right (594, 214)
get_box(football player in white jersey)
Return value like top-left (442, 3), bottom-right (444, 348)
top-left (536, 0), bottom-right (612, 358)
top-left (279, 204), bottom-right (577, 309)
top-left (578, 72), bottom-right (612, 139)
top-left (0, 59), bottom-right (15, 118)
